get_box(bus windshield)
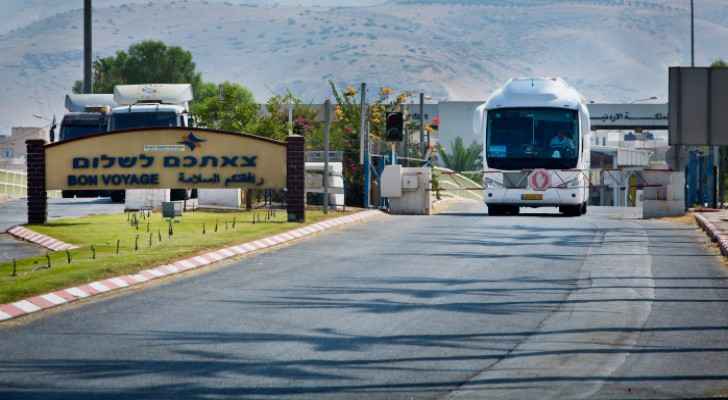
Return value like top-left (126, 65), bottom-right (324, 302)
top-left (111, 112), bottom-right (179, 131)
top-left (486, 108), bottom-right (579, 170)
top-left (60, 125), bottom-right (105, 141)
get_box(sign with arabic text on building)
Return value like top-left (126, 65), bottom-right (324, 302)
top-left (44, 128), bottom-right (287, 190)
top-left (588, 103), bottom-right (668, 130)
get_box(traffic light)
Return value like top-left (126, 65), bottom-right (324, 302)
top-left (385, 112), bottom-right (404, 142)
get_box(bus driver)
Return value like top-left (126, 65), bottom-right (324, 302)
top-left (549, 131), bottom-right (575, 158)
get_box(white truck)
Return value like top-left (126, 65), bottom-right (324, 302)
top-left (60, 94), bottom-right (119, 200)
top-left (110, 84), bottom-right (193, 131)
top-left (110, 84), bottom-right (195, 207)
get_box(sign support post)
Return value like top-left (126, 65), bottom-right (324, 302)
top-left (26, 139), bottom-right (48, 224)
top-left (323, 100), bottom-right (331, 214)
top-left (286, 135), bottom-right (305, 222)
top-left (359, 83), bottom-right (370, 209)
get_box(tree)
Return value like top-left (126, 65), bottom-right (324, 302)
top-left (73, 40), bottom-right (203, 95)
top-left (329, 82), bottom-right (412, 206)
top-left (251, 92), bottom-right (321, 142)
top-left (190, 82), bottom-right (259, 132)
top-left (437, 137), bottom-right (482, 173)
top-left (712, 59), bottom-right (728, 68)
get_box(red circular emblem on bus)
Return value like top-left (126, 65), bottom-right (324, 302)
top-left (529, 169), bottom-right (551, 191)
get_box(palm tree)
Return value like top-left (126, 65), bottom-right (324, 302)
top-left (438, 137), bottom-right (482, 172)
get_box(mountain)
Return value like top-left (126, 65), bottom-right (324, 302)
top-left (1, 0), bottom-right (727, 134)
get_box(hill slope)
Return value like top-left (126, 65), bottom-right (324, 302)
top-left (1, 0), bottom-right (727, 134)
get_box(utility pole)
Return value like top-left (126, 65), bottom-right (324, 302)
top-left (322, 100), bottom-right (331, 214)
top-left (84, 0), bottom-right (93, 93)
top-left (359, 83), bottom-right (370, 208)
top-left (690, 0), bottom-right (695, 67)
top-left (419, 92), bottom-right (425, 159)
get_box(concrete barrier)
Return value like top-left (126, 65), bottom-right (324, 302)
top-left (125, 189), bottom-right (170, 210)
top-left (198, 189), bottom-right (242, 208)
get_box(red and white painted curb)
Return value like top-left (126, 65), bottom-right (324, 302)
top-left (0, 210), bottom-right (383, 322)
top-left (6, 225), bottom-right (79, 251)
top-left (694, 213), bottom-right (728, 256)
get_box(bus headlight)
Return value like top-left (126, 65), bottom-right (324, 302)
top-left (484, 177), bottom-right (504, 189)
top-left (558, 177), bottom-right (582, 188)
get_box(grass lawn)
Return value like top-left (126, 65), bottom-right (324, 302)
top-left (0, 208), bottom-right (352, 304)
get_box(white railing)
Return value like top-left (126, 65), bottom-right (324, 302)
top-left (0, 169), bottom-right (61, 200)
top-left (0, 169), bottom-right (27, 199)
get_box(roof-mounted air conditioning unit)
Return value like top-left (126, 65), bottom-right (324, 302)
top-left (113, 84), bottom-right (193, 106)
top-left (65, 94), bottom-right (117, 112)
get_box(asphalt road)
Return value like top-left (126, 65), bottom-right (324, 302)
top-left (0, 198), bottom-right (124, 262)
top-left (0, 202), bottom-right (727, 399)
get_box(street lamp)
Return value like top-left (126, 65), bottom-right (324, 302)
top-left (32, 114), bottom-right (56, 142)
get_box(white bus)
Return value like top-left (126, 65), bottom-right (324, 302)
top-left (474, 78), bottom-right (591, 216)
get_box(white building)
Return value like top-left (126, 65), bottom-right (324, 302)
top-left (0, 127), bottom-right (49, 170)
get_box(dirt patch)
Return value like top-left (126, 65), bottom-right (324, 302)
top-left (656, 212), bottom-right (697, 225)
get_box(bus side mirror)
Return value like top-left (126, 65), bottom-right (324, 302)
top-left (473, 104), bottom-right (486, 135)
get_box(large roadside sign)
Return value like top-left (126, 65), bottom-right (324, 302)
top-left (27, 128), bottom-right (307, 224)
top-left (44, 128), bottom-right (287, 190)
top-left (669, 67), bottom-right (728, 145)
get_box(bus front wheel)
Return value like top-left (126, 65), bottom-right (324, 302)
top-left (488, 205), bottom-right (519, 216)
top-left (560, 204), bottom-right (581, 217)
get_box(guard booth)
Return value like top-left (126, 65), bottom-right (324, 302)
top-left (25, 128), bottom-right (306, 224)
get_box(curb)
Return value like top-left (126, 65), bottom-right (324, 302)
top-left (6, 225), bottom-right (79, 251)
top-left (0, 210), bottom-right (383, 322)
top-left (694, 213), bottom-right (728, 256)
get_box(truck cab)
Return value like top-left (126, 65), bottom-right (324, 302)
top-left (110, 84), bottom-right (195, 202)
top-left (61, 94), bottom-right (116, 141)
top-left (109, 103), bottom-right (190, 131)
top-left (60, 94), bottom-right (117, 199)
top-left (60, 112), bottom-right (108, 142)
top-left (109, 83), bottom-right (193, 132)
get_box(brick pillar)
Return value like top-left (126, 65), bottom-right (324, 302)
top-left (286, 135), bottom-right (305, 222)
top-left (26, 139), bottom-right (47, 224)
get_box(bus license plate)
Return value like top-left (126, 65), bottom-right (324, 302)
top-left (521, 194), bottom-right (543, 201)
